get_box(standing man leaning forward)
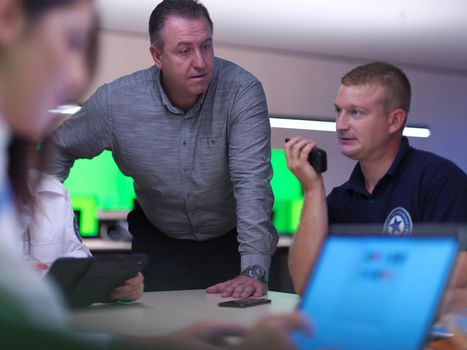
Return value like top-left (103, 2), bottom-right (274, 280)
top-left (285, 62), bottom-right (467, 302)
top-left (45, 0), bottom-right (278, 297)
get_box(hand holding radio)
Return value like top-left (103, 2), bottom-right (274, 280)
top-left (285, 138), bottom-right (327, 173)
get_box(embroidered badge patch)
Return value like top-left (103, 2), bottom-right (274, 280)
top-left (383, 207), bottom-right (413, 235)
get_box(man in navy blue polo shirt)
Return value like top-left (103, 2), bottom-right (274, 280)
top-left (285, 61), bottom-right (467, 294)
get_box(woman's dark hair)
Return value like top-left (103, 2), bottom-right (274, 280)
top-left (8, 137), bottom-right (46, 205)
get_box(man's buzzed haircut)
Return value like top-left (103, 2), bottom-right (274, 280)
top-left (341, 61), bottom-right (412, 115)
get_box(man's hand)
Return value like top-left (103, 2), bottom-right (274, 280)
top-left (111, 272), bottom-right (144, 301)
top-left (284, 136), bottom-right (322, 192)
top-left (206, 275), bottom-right (268, 298)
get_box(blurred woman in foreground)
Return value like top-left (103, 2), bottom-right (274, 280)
top-left (0, 0), bottom-right (307, 348)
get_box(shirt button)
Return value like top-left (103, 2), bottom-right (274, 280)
top-left (182, 141), bottom-right (187, 146)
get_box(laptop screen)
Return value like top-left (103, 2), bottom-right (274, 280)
top-left (293, 234), bottom-right (458, 350)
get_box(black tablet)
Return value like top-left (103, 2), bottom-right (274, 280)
top-left (47, 254), bottom-right (147, 308)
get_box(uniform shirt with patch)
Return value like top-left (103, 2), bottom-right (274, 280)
top-left (327, 137), bottom-right (467, 230)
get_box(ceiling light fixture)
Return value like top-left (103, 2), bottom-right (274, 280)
top-left (48, 104), bottom-right (82, 115)
top-left (269, 116), bottom-right (431, 138)
top-left (49, 106), bottom-right (431, 138)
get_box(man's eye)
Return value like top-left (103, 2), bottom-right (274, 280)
top-left (201, 43), bottom-right (211, 50)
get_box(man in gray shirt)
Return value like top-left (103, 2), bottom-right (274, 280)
top-left (45, 0), bottom-right (278, 297)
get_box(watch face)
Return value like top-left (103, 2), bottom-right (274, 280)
top-left (244, 265), bottom-right (266, 280)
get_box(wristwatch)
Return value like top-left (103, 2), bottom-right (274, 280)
top-left (241, 265), bottom-right (267, 283)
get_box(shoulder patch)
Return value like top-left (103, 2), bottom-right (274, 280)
top-left (383, 207), bottom-right (413, 235)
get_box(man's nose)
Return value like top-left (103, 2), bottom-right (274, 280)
top-left (336, 112), bottom-right (350, 131)
top-left (192, 49), bottom-right (206, 70)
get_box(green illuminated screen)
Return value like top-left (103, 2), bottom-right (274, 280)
top-left (64, 149), bottom-right (304, 236)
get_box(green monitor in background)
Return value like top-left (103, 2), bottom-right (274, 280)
top-left (64, 151), bottom-right (135, 237)
top-left (270, 149), bottom-right (303, 234)
top-left (65, 149), bottom-right (304, 237)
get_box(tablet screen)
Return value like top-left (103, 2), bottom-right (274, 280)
top-left (293, 235), bottom-right (457, 350)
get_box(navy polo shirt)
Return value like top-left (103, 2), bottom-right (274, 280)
top-left (327, 137), bottom-right (467, 228)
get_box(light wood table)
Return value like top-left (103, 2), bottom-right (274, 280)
top-left (70, 289), bottom-right (300, 337)
top-left (70, 289), bottom-right (459, 349)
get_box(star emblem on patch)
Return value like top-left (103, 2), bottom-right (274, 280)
top-left (383, 207), bottom-right (413, 235)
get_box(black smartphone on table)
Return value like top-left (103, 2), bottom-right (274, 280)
top-left (218, 298), bottom-right (271, 308)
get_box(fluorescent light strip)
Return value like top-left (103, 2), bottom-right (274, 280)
top-left (270, 117), bottom-right (431, 138)
top-left (401, 127), bottom-right (431, 138)
top-left (270, 118), bottom-right (335, 132)
top-left (48, 104), bottom-right (82, 115)
top-left (48, 107), bottom-right (430, 138)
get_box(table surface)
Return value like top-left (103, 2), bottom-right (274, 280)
top-left (70, 289), bottom-right (300, 337)
top-left (70, 289), bottom-right (459, 349)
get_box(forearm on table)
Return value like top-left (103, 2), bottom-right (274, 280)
top-left (233, 164), bottom-right (279, 271)
top-left (240, 253), bottom-right (273, 276)
top-left (234, 184), bottom-right (278, 274)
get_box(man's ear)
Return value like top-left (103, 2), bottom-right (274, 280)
top-left (0, 0), bottom-right (24, 50)
top-left (149, 45), bottom-right (162, 69)
top-left (388, 108), bottom-right (407, 135)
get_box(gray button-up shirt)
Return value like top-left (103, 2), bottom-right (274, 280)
top-left (46, 57), bottom-right (278, 273)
